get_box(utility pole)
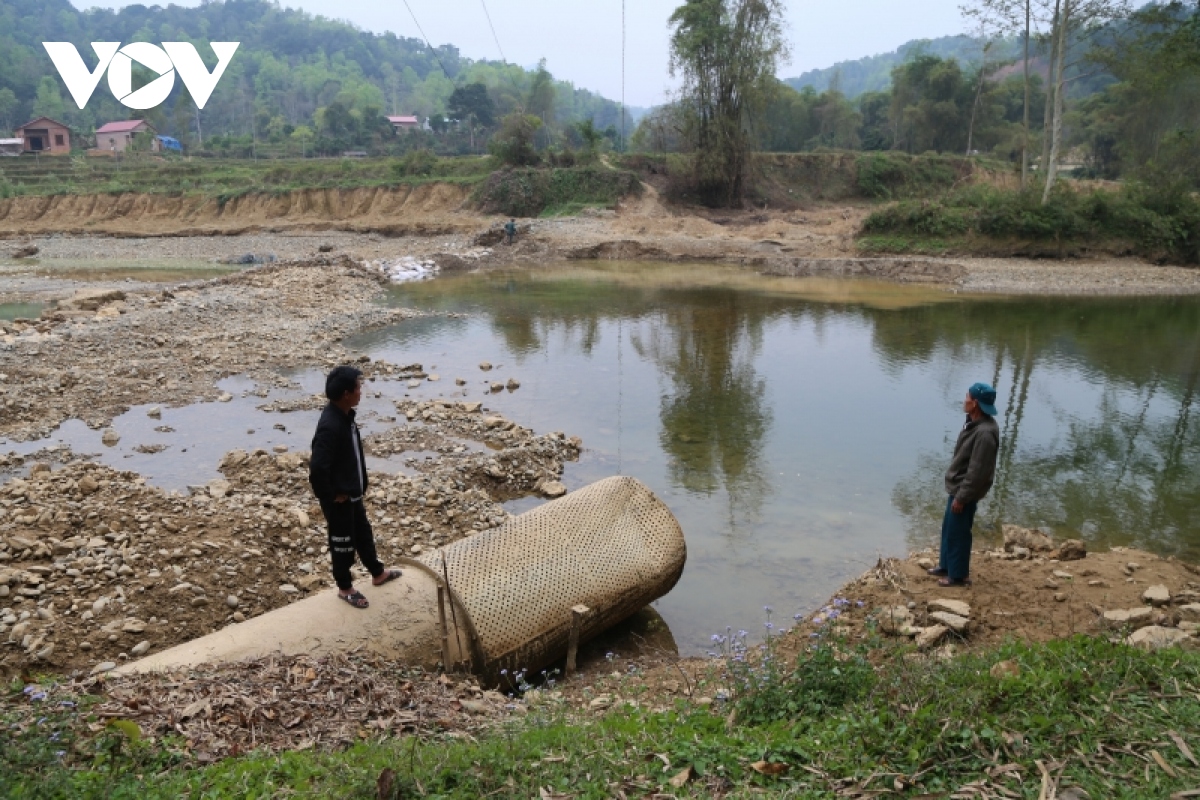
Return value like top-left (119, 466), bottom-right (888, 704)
top-left (1021, 0), bottom-right (1030, 190)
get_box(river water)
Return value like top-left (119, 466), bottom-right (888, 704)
top-left (342, 261), bottom-right (1200, 653)
top-left (4, 259), bottom-right (1197, 655)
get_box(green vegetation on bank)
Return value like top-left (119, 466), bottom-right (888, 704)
top-left (862, 184), bottom-right (1200, 264)
top-left (0, 155), bottom-right (497, 201)
top-left (4, 635), bottom-right (1198, 798)
top-left (474, 167), bottom-right (642, 218)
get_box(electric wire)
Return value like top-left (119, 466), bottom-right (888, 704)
top-left (402, 0), bottom-right (451, 76)
top-left (479, 0), bottom-right (507, 64)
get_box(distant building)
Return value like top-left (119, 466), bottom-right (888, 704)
top-left (95, 120), bottom-right (160, 153)
top-left (0, 138), bottom-right (23, 157)
top-left (386, 115), bottom-right (421, 133)
top-left (155, 135), bottom-right (183, 153)
top-left (13, 117), bottom-right (71, 155)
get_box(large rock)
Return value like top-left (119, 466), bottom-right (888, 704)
top-left (916, 624), bottom-right (950, 650)
top-left (877, 606), bottom-right (915, 635)
top-left (928, 611), bottom-right (970, 634)
top-left (1142, 585), bottom-right (1171, 607)
top-left (1126, 626), bottom-right (1192, 651)
top-left (1002, 524), bottom-right (1053, 552)
top-left (1177, 603), bottom-right (1200, 623)
top-left (66, 288), bottom-right (126, 311)
top-left (1102, 607), bottom-right (1157, 630)
top-left (1053, 539), bottom-right (1087, 561)
top-left (929, 598), bottom-right (971, 618)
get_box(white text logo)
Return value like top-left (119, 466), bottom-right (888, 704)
top-left (42, 42), bottom-right (240, 110)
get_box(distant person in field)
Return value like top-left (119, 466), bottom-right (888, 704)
top-left (929, 382), bottom-right (1000, 588)
top-left (309, 365), bottom-right (401, 608)
top-left (504, 218), bottom-right (517, 245)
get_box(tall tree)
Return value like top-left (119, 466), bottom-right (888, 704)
top-left (1040, 0), bottom-right (1131, 202)
top-left (668, 0), bottom-right (790, 206)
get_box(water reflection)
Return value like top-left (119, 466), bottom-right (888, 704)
top-left (635, 293), bottom-right (772, 533)
top-left (344, 263), bottom-right (1200, 651)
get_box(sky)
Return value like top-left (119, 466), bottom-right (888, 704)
top-left (68, 0), bottom-right (974, 108)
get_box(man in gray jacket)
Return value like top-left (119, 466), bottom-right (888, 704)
top-left (929, 382), bottom-right (1000, 587)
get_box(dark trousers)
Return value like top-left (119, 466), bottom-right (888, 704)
top-left (939, 494), bottom-right (978, 581)
top-left (321, 498), bottom-right (384, 591)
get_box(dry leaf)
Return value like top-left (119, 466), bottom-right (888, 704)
top-left (180, 699), bottom-right (210, 720)
top-left (539, 788), bottom-right (573, 800)
top-left (1152, 750), bottom-right (1178, 778)
top-left (1169, 731), bottom-right (1199, 767)
top-left (749, 760), bottom-right (789, 776)
top-left (669, 765), bottom-right (695, 788)
top-left (1170, 791), bottom-right (1200, 800)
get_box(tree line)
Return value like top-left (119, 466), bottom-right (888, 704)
top-left (644, 0), bottom-right (1199, 206)
top-left (0, 0), bottom-right (632, 158)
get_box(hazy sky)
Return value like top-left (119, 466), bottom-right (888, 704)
top-left (68, 0), bottom-right (972, 107)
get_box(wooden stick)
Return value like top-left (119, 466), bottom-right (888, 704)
top-left (436, 585), bottom-right (451, 672)
top-left (565, 604), bottom-right (591, 676)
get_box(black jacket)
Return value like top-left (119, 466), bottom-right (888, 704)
top-left (309, 403), bottom-right (368, 504)
top-left (944, 414), bottom-right (1000, 504)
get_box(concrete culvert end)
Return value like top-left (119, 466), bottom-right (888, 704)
top-left (116, 476), bottom-right (686, 684)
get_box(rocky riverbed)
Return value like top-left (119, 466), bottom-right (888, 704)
top-left (0, 258), bottom-right (582, 678)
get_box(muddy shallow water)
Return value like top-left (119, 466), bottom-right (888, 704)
top-left (342, 261), bottom-right (1200, 654)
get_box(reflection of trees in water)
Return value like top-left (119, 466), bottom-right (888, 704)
top-left (882, 297), bottom-right (1200, 558)
top-left (631, 292), bottom-right (774, 533)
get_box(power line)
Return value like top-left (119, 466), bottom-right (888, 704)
top-left (479, 0), bottom-right (507, 64)
top-left (402, 0), bottom-right (451, 76)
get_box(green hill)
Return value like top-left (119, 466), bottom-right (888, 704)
top-left (784, 35), bottom-right (1025, 99)
top-left (0, 0), bottom-right (630, 153)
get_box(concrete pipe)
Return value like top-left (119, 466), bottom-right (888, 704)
top-left (117, 476), bottom-right (686, 683)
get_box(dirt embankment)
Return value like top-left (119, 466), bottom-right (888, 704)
top-left (0, 183), bottom-right (475, 237)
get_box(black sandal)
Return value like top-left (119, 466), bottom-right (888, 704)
top-left (339, 590), bottom-right (369, 608)
top-left (372, 569), bottom-right (402, 587)
top-left (937, 577), bottom-right (971, 588)
top-left (927, 567), bottom-right (948, 577)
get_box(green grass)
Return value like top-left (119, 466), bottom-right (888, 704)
top-left (862, 183), bottom-right (1200, 264)
top-left (4, 635), bottom-right (1198, 798)
top-left (0, 155), bottom-right (498, 200)
top-left (857, 234), bottom-right (955, 255)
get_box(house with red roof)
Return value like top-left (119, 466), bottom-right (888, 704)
top-left (95, 119), bottom-right (160, 152)
top-left (13, 117), bottom-right (72, 155)
top-left (386, 115), bottom-right (421, 133)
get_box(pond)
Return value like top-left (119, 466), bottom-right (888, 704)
top-left (342, 261), bottom-right (1200, 654)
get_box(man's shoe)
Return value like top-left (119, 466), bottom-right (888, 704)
top-left (927, 567), bottom-right (948, 577)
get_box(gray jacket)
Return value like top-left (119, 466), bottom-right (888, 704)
top-left (944, 414), bottom-right (1000, 504)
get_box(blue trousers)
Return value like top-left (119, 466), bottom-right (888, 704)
top-left (939, 494), bottom-right (978, 581)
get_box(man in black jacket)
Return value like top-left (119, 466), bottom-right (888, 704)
top-left (309, 365), bottom-right (400, 608)
top-left (929, 382), bottom-right (1001, 588)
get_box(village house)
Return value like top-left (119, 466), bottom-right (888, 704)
top-left (13, 117), bottom-right (72, 155)
top-left (386, 115), bottom-right (421, 133)
top-left (95, 120), bottom-right (161, 153)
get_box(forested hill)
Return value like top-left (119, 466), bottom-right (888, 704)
top-left (784, 35), bottom-right (1025, 98)
top-left (0, 0), bottom-right (628, 151)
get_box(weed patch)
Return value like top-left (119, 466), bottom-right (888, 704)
top-left (4, 636), bottom-right (1196, 798)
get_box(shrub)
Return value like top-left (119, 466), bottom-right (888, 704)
top-left (489, 113), bottom-right (543, 167)
top-left (862, 184), bottom-right (1200, 263)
